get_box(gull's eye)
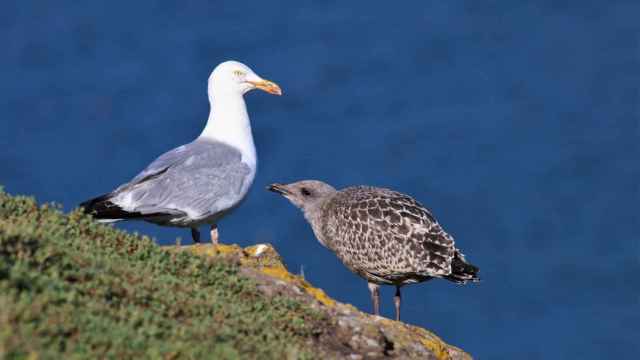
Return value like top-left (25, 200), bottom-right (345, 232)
top-left (300, 188), bottom-right (311, 196)
top-left (233, 70), bottom-right (246, 77)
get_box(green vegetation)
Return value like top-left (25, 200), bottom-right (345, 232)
top-left (0, 189), bottom-right (324, 359)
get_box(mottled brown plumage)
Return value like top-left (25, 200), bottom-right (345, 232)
top-left (268, 180), bottom-right (479, 321)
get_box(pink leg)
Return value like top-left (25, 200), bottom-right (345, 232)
top-left (368, 282), bottom-right (380, 316)
top-left (210, 224), bottom-right (219, 246)
top-left (394, 286), bottom-right (402, 321)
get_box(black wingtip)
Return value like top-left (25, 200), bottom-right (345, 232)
top-left (79, 193), bottom-right (131, 220)
top-left (79, 194), bottom-right (110, 214)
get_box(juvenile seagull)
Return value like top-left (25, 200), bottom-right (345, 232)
top-left (81, 60), bottom-right (281, 244)
top-left (268, 180), bottom-right (479, 321)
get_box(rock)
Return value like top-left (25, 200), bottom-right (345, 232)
top-left (166, 243), bottom-right (472, 360)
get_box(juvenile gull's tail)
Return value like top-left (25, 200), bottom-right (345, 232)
top-left (444, 251), bottom-right (480, 284)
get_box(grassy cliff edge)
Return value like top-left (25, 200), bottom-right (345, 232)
top-left (0, 189), bottom-right (471, 359)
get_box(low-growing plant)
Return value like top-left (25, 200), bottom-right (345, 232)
top-left (0, 189), bottom-right (322, 359)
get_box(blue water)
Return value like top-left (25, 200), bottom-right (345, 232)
top-left (1, 1), bottom-right (638, 358)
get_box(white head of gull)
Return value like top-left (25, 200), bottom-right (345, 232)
top-left (200, 60), bottom-right (282, 170)
top-left (80, 60), bottom-right (281, 245)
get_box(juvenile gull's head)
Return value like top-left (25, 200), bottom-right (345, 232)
top-left (268, 180), bottom-right (337, 216)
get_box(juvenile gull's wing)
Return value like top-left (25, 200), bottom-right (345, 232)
top-left (327, 186), bottom-right (455, 283)
top-left (111, 139), bottom-right (251, 225)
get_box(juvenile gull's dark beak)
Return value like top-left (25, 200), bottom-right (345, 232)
top-left (267, 183), bottom-right (289, 195)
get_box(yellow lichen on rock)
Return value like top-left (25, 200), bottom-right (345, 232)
top-left (418, 333), bottom-right (454, 360)
top-left (298, 280), bottom-right (336, 307)
top-left (260, 265), bottom-right (336, 307)
top-left (214, 243), bottom-right (244, 256)
top-left (178, 243), bottom-right (243, 257)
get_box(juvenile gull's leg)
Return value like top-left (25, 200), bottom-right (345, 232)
top-left (368, 282), bottom-right (380, 316)
top-left (191, 228), bottom-right (201, 244)
top-left (210, 224), bottom-right (219, 246)
top-left (394, 286), bottom-right (402, 321)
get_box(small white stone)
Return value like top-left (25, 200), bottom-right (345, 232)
top-left (253, 244), bottom-right (268, 256)
top-left (365, 338), bottom-right (379, 347)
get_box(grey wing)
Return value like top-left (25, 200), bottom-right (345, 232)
top-left (124, 143), bottom-right (194, 187)
top-left (111, 140), bottom-right (251, 224)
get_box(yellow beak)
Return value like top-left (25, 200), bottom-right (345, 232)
top-left (248, 79), bottom-right (282, 95)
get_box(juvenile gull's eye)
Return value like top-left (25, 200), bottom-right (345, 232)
top-left (300, 188), bottom-right (311, 196)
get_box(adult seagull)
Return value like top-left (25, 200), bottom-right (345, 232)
top-left (81, 60), bottom-right (281, 244)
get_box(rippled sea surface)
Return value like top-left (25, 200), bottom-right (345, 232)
top-left (1, 1), bottom-right (638, 358)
